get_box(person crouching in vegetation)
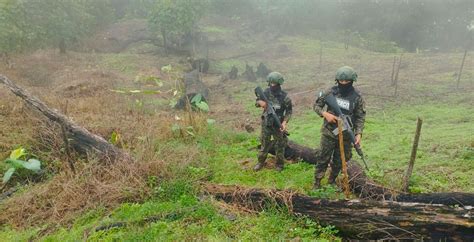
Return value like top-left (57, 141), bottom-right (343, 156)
top-left (254, 72), bottom-right (293, 172)
top-left (313, 66), bottom-right (366, 189)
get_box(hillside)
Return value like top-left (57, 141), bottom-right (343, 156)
top-left (0, 17), bottom-right (473, 240)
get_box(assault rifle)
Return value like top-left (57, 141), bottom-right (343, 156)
top-left (325, 94), bottom-right (369, 170)
top-left (255, 86), bottom-right (289, 136)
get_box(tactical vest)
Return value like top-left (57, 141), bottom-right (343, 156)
top-left (325, 86), bottom-right (360, 129)
top-left (263, 88), bottom-right (288, 127)
top-left (330, 86), bottom-right (358, 115)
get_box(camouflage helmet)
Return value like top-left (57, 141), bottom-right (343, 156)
top-left (266, 72), bottom-right (284, 85)
top-left (335, 66), bottom-right (358, 82)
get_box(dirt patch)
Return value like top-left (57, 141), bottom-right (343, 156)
top-left (55, 70), bottom-right (121, 98)
top-left (82, 19), bottom-right (151, 53)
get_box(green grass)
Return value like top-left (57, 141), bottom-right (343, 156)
top-left (203, 100), bottom-right (473, 194)
top-left (99, 53), bottom-right (142, 75)
top-left (202, 25), bottom-right (231, 34)
top-left (1, 179), bottom-right (339, 241)
top-left (210, 59), bottom-right (250, 73)
top-left (1, 29), bottom-right (472, 241)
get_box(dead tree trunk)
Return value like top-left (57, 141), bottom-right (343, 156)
top-left (347, 161), bottom-right (474, 206)
top-left (0, 75), bottom-right (128, 162)
top-left (267, 139), bottom-right (474, 206)
top-left (206, 184), bottom-right (474, 240)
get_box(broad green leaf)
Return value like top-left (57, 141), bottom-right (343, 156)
top-left (169, 99), bottom-right (178, 107)
top-left (135, 99), bottom-right (143, 107)
top-left (109, 131), bottom-right (120, 145)
top-left (206, 119), bottom-right (216, 125)
top-left (195, 101), bottom-right (209, 112)
top-left (110, 89), bottom-right (126, 94)
top-left (24, 159), bottom-right (41, 172)
top-left (9, 147), bottom-right (26, 160)
top-left (161, 64), bottom-right (172, 73)
top-left (155, 79), bottom-right (163, 87)
top-left (190, 94), bottom-right (202, 104)
top-left (186, 126), bottom-right (195, 136)
top-left (2, 168), bottom-right (15, 184)
top-left (142, 90), bottom-right (161, 94)
top-left (5, 158), bottom-right (27, 169)
top-left (171, 123), bottom-right (181, 132)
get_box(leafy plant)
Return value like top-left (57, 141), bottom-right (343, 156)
top-left (148, 0), bottom-right (208, 52)
top-left (109, 130), bottom-right (121, 146)
top-left (171, 123), bottom-right (196, 138)
top-left (2, 147), bottom-right (42, 184)
top-left (190, 94), bottom-right (209, 112)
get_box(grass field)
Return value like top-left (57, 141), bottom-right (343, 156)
top-left (0, 17), bottom-right (472, 240)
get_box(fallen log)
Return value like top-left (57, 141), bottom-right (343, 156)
top-left (206, 184), bottom-right (474, 240)
top-left (0, 75), bottom-right (128, 162)
top-left (269, 139), bottom-right (474, 206)
top-left (347, 158), bottom-right (474, 206)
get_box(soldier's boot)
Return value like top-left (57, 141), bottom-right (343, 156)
top-left (327, 172), bottom-right (338, 185)
top-left (312, 171), bottom-right (325, 190)
top-left (253, 162), bottom-right (265, 171)
top-left (313, 178), bottom-right (322, 190)
top-left (254, 156), bottom-right (267, 171)
top-left (275, 159), bottom-right (284, 172)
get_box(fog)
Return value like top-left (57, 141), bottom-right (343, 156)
top-left (1, 0), bottom-right (473, 56)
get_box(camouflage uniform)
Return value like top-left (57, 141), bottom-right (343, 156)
top-left (256, 87), bottom-right (292, 170)
top-left (313, 85), bottom-right (366, 186)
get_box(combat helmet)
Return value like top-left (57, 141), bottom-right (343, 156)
top-left (335, 66), bottom-right (358, 82)
top-left (266, 72), bottom-right (284, 85)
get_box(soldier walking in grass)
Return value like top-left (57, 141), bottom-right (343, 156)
top-left (254, 72), bottom-right (293, 172)
top-left (313, 66), bottom-right (366, 189)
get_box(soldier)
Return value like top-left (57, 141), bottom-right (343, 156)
top-left (254, 72), bottom-right (293, 172)
top-left (313, 66), bottom-right (366, 189)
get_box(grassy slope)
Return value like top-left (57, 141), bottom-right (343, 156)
top-left (1, 20), bottom-right (473, 240)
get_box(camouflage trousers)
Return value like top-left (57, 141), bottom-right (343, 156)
top-left (258, 122), bottom-right (287, 166)
top-left (314, 126), bottom-right (352, 181)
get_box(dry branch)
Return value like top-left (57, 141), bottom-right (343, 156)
top-left (206, 184), bottom-right (474, 240)
top-left (0, 75), bottom-right (128, 162)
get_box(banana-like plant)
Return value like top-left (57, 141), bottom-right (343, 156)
top-left (2, 147), bottom-right (42, 184)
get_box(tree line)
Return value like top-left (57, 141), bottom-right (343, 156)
top-left (1, 0), bottom-right (472, 59)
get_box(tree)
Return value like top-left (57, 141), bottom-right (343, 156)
top-left (0, 0), bottom-right (115, 56)
top-left (148, 0), bottom-right (208, 54)
top-left (24, 0), bottom-right (100, 54)
top-left (0, 0), bottom-right (30, 62)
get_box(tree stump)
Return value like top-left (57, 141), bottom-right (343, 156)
top-left (243, 64), bottom-right (257, 82)
top-left (255, 62), bottom-right (271, 79)
top-left (228, 66), bottom-right (238, 80)
top-left (174, 70), bottom-right (209, 110)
